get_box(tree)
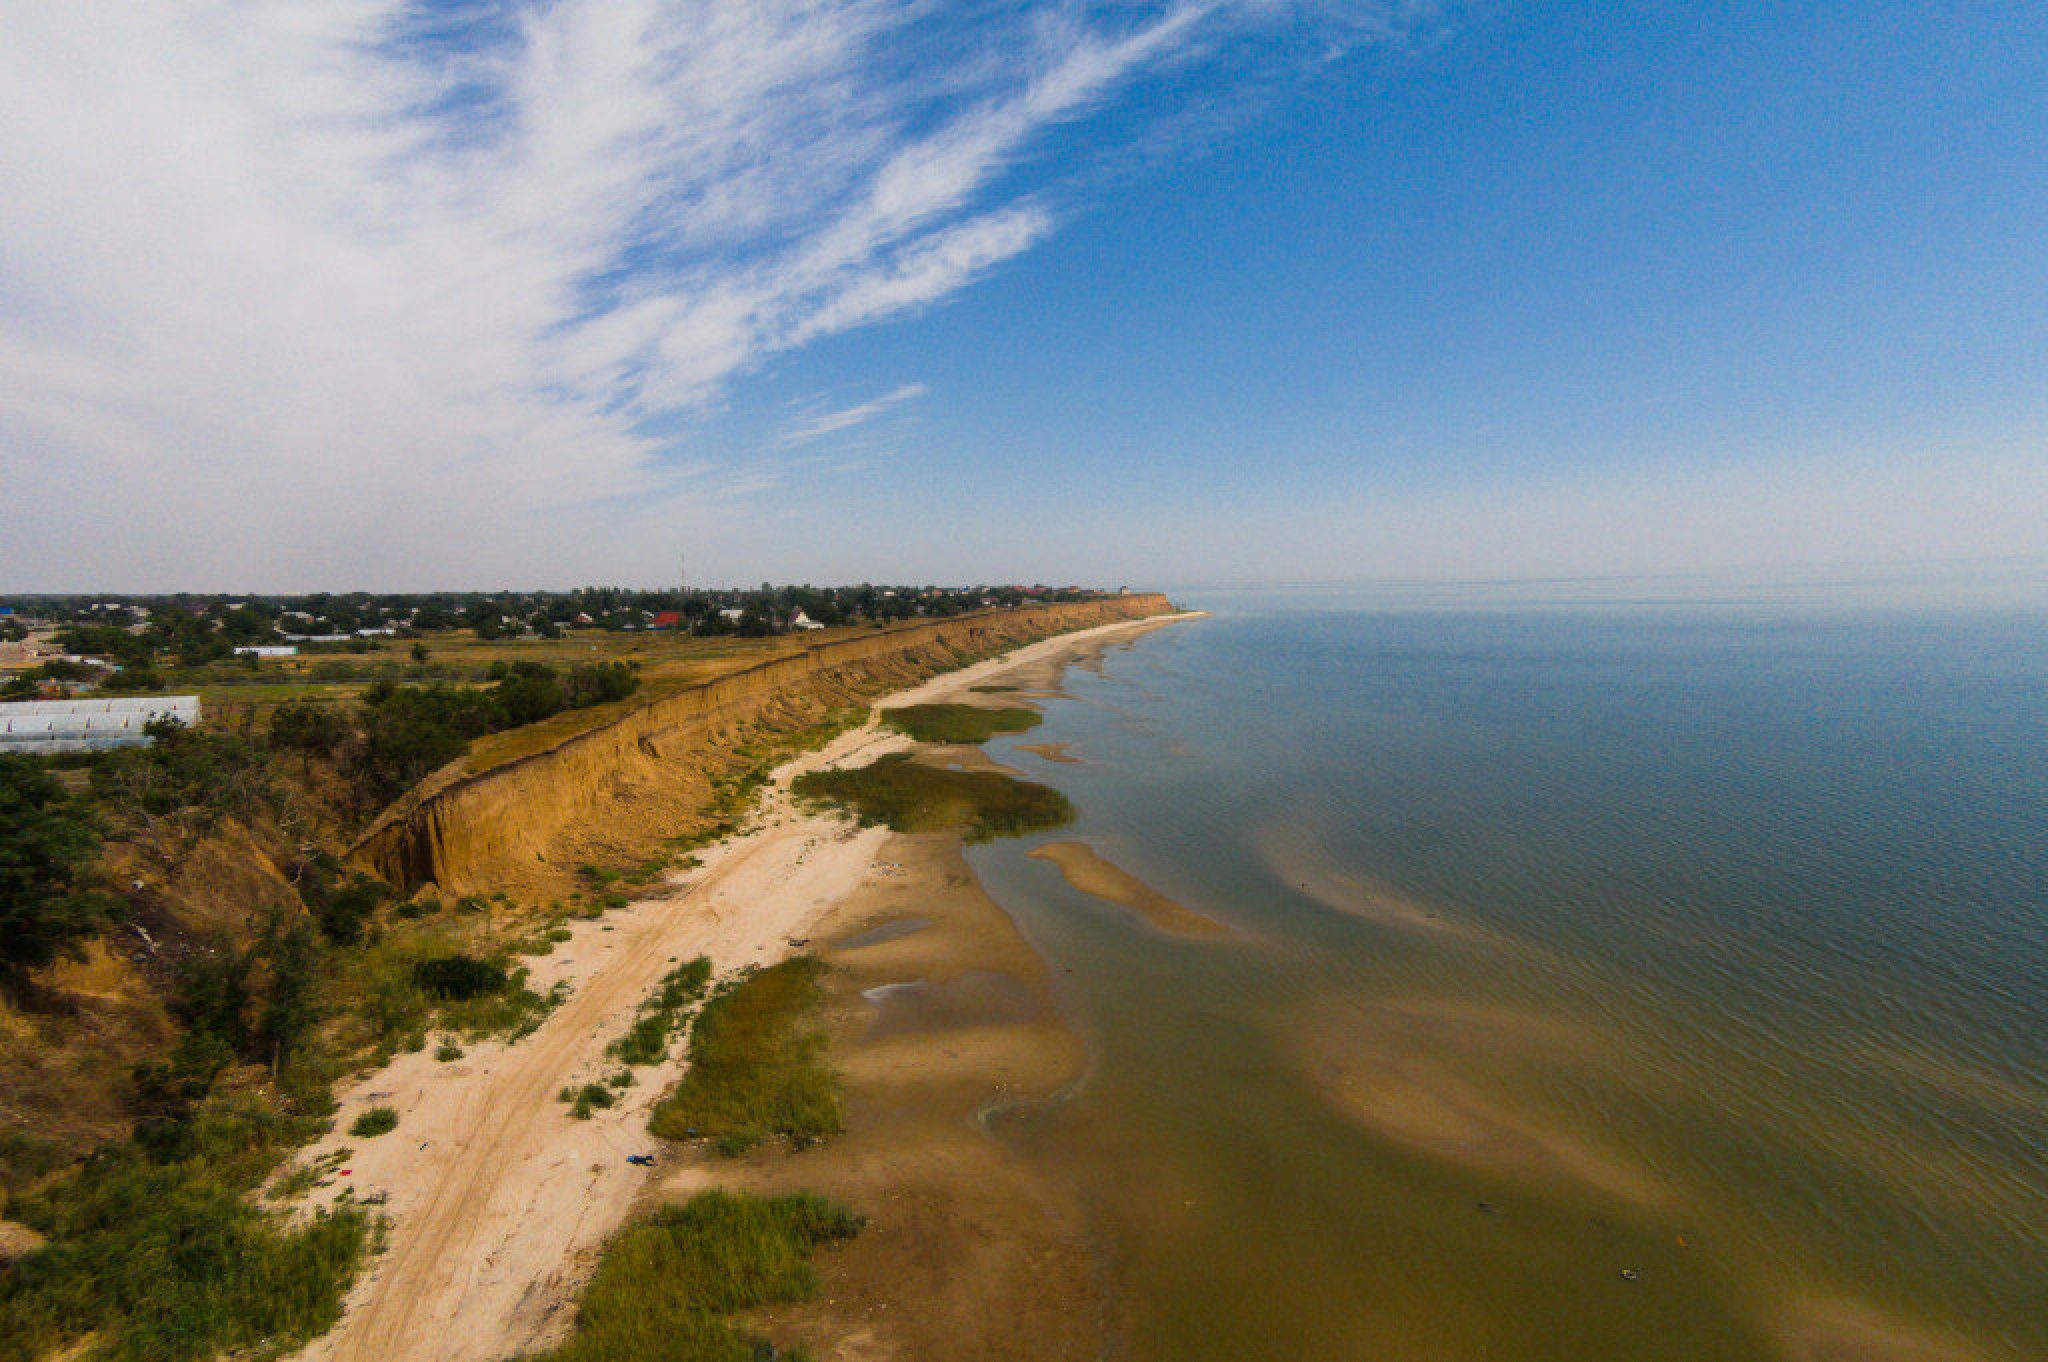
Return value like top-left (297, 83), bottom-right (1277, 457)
top-left (269, 701), bottom-right (347, 760)
top-left (0, 754), bottom-right (116, 984)
top-left (255, 918), bottom-right (321, 1071)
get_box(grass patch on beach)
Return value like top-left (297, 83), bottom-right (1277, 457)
top-left (0, 1101), bottom-right (371, 1362)
top-left (610, 957), bottom-right (713, 1069)
top-left (525, 1189), bottom-right (860, 1362)
top-left (878, 702), bottom-right (1040, 744)
top-left (648, 958), bottom-right (839, 1154)
top-left (793, 753), bottom-right (1074, 842)
top-left (332, 936), bottom-right (562, 1058)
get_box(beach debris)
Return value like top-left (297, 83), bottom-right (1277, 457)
top-left (626, 1154), bottom-right (656, 1167)
top-left (1476, 1201), bottom-right (1497, 1214)
top-left (1619, 1268), bottom-right (1640, 1282)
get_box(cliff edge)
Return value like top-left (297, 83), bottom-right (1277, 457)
top-left (349, 594), bottom-right (1175, 895)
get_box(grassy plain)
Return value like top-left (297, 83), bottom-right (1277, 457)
top-left (180, 626), bottom-right (864, 739)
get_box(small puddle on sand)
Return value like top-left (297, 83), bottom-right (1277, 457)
top-left (838, 916), bottom-right (933, 951)
top-left (860, 971), bottom-right (1039, 1039)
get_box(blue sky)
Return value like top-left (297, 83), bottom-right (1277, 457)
top-left (1, 1), bottom-right (2043, 592)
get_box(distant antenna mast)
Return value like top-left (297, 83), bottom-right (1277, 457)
top-left (679, 550), bottom-right (687, 602)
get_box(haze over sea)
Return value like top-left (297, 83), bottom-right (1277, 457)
top-left (969, 590), bottom-right (2047, 1361)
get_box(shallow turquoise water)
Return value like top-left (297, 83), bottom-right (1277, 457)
top-left (967, 602), bottom-right (2048, 1360)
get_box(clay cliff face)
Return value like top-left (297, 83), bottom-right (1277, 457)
top-left (350, 596), bottom-right (1174, 895)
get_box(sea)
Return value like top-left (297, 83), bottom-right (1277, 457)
top-left (966, 592), bottom-right (2047, 1362)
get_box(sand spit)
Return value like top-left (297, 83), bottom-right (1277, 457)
top-left (1255, 822), bottom-right (1487, 941)
top-left (1014, 741), bottom-right (1081, 763)
top-left (1028, 840), bottom-right (1227, 937)
top-left (993, 613), bottom-right (1190, 695)
top-left (286, 612), bottom-right (1194, 1362)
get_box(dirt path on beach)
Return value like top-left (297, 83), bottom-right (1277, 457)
top-left (289, 612), bottom-right (1199, 1362)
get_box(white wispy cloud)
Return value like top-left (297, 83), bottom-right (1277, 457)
top-left (0, 0), bottom-right (1409, 587)
top-left (783, 383), bottom-right (930, 446)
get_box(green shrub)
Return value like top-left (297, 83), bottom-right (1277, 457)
top-left (314, 875), bottom-right (387, 947)
top-left (411, 953), bottom-right (507, 1001)
top-left (348, 1107), bottom-right (398, 1138)
top-left (570, 1084), bottom-right (615, 1120)
top-left (0, 1138), bottom-right (367, 1362)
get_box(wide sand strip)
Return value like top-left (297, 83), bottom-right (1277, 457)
top-left (288, 611), bottom-right (1200, 1362)
top-left (699, 833), bottom-right (1102, 1362)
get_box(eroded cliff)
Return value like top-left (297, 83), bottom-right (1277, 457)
top-left (349, 595), bottom-right (1174, 896)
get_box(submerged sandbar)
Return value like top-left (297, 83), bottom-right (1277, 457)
top-left (1027, 841), bottom-right (1226, 937)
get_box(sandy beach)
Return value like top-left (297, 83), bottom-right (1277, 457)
top-left (286, 611), bottom-right (1201, 1362)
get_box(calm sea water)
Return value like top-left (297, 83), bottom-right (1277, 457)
top-left (967, 600), bottom-right (2048, 1361)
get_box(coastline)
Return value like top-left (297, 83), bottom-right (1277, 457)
top-left (287, 610), bottom-right (1203, 1362)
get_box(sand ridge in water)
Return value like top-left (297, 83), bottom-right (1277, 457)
top-left (1014, 741), bottom-right (1082, 764)
top-left (1028, 840), bottom-right (1228, 937)
top-left (1287, 994), bottom-right (1678, 1213)
top-left (1254, 821), bottom-right (1492, 942)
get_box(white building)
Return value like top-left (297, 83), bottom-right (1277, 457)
top-left (790, 609), bottom-right (826, 631)
top-left (235, 645), bottom-right (299, 658)
top-left (0, 695), bottom-right (201, 753)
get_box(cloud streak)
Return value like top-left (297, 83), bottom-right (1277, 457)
top-left (782, 384), bottom-right (930, 447)
top-left (0, 0), bottom-right (1392, 588)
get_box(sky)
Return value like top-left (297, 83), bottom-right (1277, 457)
top-left (1, 0), bottom-right (2044, 594)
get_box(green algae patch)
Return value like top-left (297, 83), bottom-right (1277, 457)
top-left (878, 703), bottom-right (1040, 744)
top-left (793, 753), bottom-right (1073, 842)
